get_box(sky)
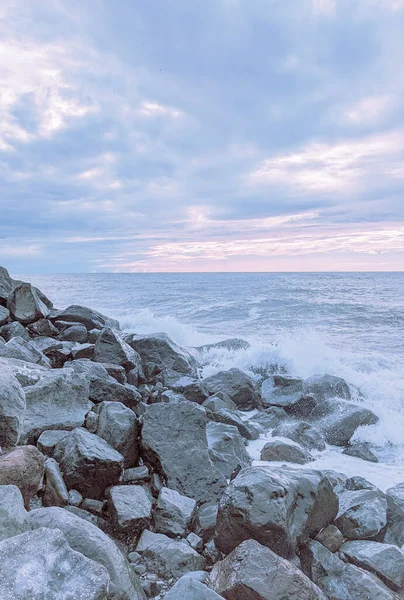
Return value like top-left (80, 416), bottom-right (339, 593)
top-left (1, 0), bottom-right (404, 273)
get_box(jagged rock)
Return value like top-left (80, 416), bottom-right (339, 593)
top-left (0, 485), bottom-right (27, 541)
top-left (22, 370), bottom-right (91, 443)
top-left (136, 529), bottom-right (172, 553)
top-left (212, 408), bottom-right (260, 440)
top-left (250, 406), bottom-right (288, 431)
top-left (203, 394), bottom-right (238, 412)
top-left (29, 336), bottom-right (64, 354)
top-left (165, 576), bottom-right (224, 600)
top-left (43, 457), bottom-right (69, 507)
top-left (27, 318), bottom-right (59, 337)
top-left (315, 524), bottom-right (344, 552)
top-left (89, 377), bottom-right (141, 410)
top-left (260, 440), bottom-right (312, 464)
top-left (108, 485), bottom-right (152, 533)
top-left (386, 483), bottom-right (404, 510)
top-left (26, 507), bottom-right (146, 599)
top-left (0, 336), bottom-right (49, 366)
top-left (37, 430), bottom-right (69, 456)
top-left (202, 368), bottom-right (260, 410)
top-left (67, 358), bottom-right (109, 380)
top-left (0, 445), bottom-right (45, 507)
top-left (154, 487), bottom-right (197, 538)
top-left (301, 539), bottom-right (399, 600)
top-left (207, 422), bottom-right (251, 478)
top-left (125, 332), bottom-right (197, 375)
top-left (335, 489), bottom-right (388, 539)
top-left (141, 401), bottom-right (227, 503)
top-left (340, 540), bottom-right (404, 592)
top-left (52, 305), bottom-right (120, 331)
top-left (187, 532), bottom-right (204, 552)
top-left (141, 540), bottom-right (205, 579)
top-left (193, 503), bottom-right (218, 542)
top-left (0, 321), bottom-right (29, 341)
top-left (261, 375), bottom-right (305, 408)
top-left (0, 528), bottom-right (110, 600)
top-left (272, 421), bottom-right (326, 451)
top-left (304, 374), bottom-right (351, 400)
top-left (94, 328), bottom-right (142, 372)
top-left (54, 428), bottom-right (123, 500)
top-left (210, 539), bottom-right (326, 600)
top-left (0, 305), bottom-right (9, 326)
top-left (343, 443), bottom-right (379, 462)
top-left (101, 363), bottom-right (127, 384)
top-left (317, 400), bottom-right (378, 446)
top-left (161, 389), bottom-right (187, 403)
top-left (72, 342), bottom-right (94, 360)
top-left (0, 361), bottom-right (26, 447)
top-left (0, 266), bottom-right (15, 305)
top-left (170, 376), bottom-right (209, 404)
top-left (0, 356), bottom-right (50, 387)
top-left (95, 401), bottom-right (139, 468)
top-left (59, 323), bottom-right (88, 343)
top-left (7, 283), bottom-right (49, 324)
top-left (122, 465), bottom-right (150, 484)
top-left (215, 465), bottom-right (338, 558)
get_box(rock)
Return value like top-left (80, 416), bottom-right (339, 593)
top-left (0, 528), bottom-right (110, 600)
top-left (122, 465), bottom-right (150, 484)
top-left (250, 406), bottom-right (288, 431)
top-left (26, 506), bottom-right (146, 599)
top-left (301, 539), bottom-right (399, 600)
top-left (0, 306), bottom-right (9, 326)
top-left (272, 421), bottom-right (326, 451)
top-left (0, 361), bottom-right (26, 448)
top-left (196, 338), bottom-right (251, 353)
top-left (212, 408), bottom-right (260, 440)
top-left (0, 321), bottom-right (29, 341)
top-left (207, 422), bottom-right (251, 479)
top-left (340, 540), bottom-right (404, 592)
top-left (136, 529), bottom-right (172, 553)
top-left (71, 342), bottom-right (94, 360)
top-left (260, 440), bottom-right (312, 464)
top-left (95, 401), bottom-right (139, 468)
top-left (44, 344), bottom-right (72, 367)
top-left (54, 428), bottom-right (123, 500)
top-left (261, 375), bottom-right (305, 408)
top-left (108, 485), bottom-right (152, 533)
top-left (318, 400), bottom-right (378, 446)
top-left (68, 358), bottom-right (109, 380)
top-left (170, 376), bottom-right (209, 404)
top-left (141, 540), bottom-right (205, 579)
top-left (27, 318), bottom-right (59, 337)
top-left (187, 532), bottom-right (204, 552)
top-left (215, 465), bottom-right (338, 558)
top-left (161, 389), bottom-right (187, 403)
top-left (53, 305), bottom-right (120, 330)
top-left (94, 328), bottom-right (142, 372)
top-left (386, 483), bottom-right (404, 510)
top-left (0, 336), bottom-right (49, 366)
top-left (68, 489), bottom-right (83, 506)
top-left (43, 457), bottom-right (69, 507)
top-left (0, 445), bottom-right (45, 507)
top-left (210, 539), bottom-right (326, 600)
top-left (22, 370), bottom-right (91, 444)
top-left (82, 499), bottom-right (105, 517)
top-left (37, 430), bottom-right (69, 456)
top-left (141, 401), bottom-right (227, 503)
top-left (0, 356), bottom-right (50, 387)
top-left (126, 332), bottom-right (197, 375)
top-left (304, 374), bottom-right (351, 400)
top-left (7, 283), bottom-right (49, 324)
top-left (165, 576), bottom-right (224, 600)
top-left (0, 485), bottom-right (27, 541)
top-left (154, 487), bottom-right (197, 538)
top-left (89, 377), bottom-right (141, 410)
top-left (203, 394), bottom-right (238, 412)
top-left (101, 363), bottom-right (127, 384)
top-left (315, 524), bottom-right (344, 552)
top-left (343, 443), bottom-right (379, 462)
top-left (335, 489), bottom-right (388, 539)
top-left (193, 503), bottom-right (218, 542)
top-left (202, 368), bottom-right (260, 410)
top-left (0, 266), bottom-right (15, 305)
top-left (59, 323), bottom-right (88, 343)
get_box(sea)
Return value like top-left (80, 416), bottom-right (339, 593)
top-left (17, 272), bottom-right (404, 491)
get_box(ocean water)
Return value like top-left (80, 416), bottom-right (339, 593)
top-left (18, 272), bottom-right (404, 490)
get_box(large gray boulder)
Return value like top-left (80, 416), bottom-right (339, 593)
top-left (22, 370), bottom-right (91, 443)
top-left (210, 539), bottom-right (327, 600)
top-left (108, 485), bottom-right (152, 533)
top-left (317, 400), bottom-right (379, 446)
top-left (89, 377), bottom-right (141, 410)
top-left (207, 422), bottom-right (251, 479)
top-left (27, 506), bottom-right (146, 599)
top-left (53, 304), bottom-right (120, 330)
top-left (0, 445), bottom-right (45, 506)
top-left (95, 401), bottom-right (139, 468)
top-left (0, 306), bottom-right (9, 326)
top-left (54, 428), bottom-right (123, 499)
top-left (125, 332), bottom-right (197, 374)
top-left (0, 361), bottom-right (26, 448)
top-left (335, 489), bottom-right (388, 539)
top-left (0, 321), bottom-right (29, 341)
top-left (216, 466), bottom-right (338, 558)
top-left (165, 577), bottom-right (224, 600)
top-left (304, 374), bottom-right (351, 400)
top-left (0, 336), bottom-right (49, 366)
top-left (0, 527), bottom-right (110, 600)
top-left (0, 485), bottom-right (27, 541)
top-left (260, 440), bottom-right (312, 464)
top-left (0, 266), bottom-right (14, 305)
top-left (43, 457), bottom-right (69, 507)
top-left (154, 487), bottom-right (197, 538)
top-left (141, 401), bottom-right (227, 503)
top-left (340, 540), bottom-right (404, 592)
top-left (170, 376), bottom-right (209, 404)
top-left (212, 408), bottom-right (260, 440)
top-left (202, 368), bottom-right (260, 410)
top-left (261, 375), bottom-right (305, 408)
top-left (136, 529), bottom-right (172, 553)
top-left (272, 421), bottom-right (326, 451)
top-left (93, 328), bottom-right (142, 371)
top-left (141, 540), bottom-right (205, 579)
top-left (7, 283), bottom-right (49, 325)
top-left (0, 356), bottom-right (50, 387)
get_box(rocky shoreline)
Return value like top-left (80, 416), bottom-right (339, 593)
top-left (1, 264), bottom-right (404, 599)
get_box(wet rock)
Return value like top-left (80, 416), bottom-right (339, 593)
top-left (141, 540), bottom-right (205, 579)
top-left (170, 376), bottom-right (208, 404)
top-left (59, 323), bottom-right (88, 343)
top-left (335, 489), bottom-right (388, 540)
top-left (0, 321), bottom-right (29, 341)
top-left (26, 507), bottom-right (146, 599)
top-left (154, 487), bottom-right (197, 538)
top-left (89, 377), bottom-right (141, 410)
top-left (304, 374), bottom-right (351, 400)
top-left (108, 485), bottom-right (152, 533)
top-left (212, 408), bottom-right (260, 440)
top-left (37, 430), bottom-right (70, 456)
top-left (0, 485), bottom-right (27, 541)
top-left (343, 443), bottom-right (379, 462)
top-left (210, 539), bottom-right (327, 600)
top-left (386, 483), bottom-right (404, 510)
top-left (94, 327), bottom-right (142, 371)
top-left (260, 440), bottom-right (312, 464)
top-left (215, 465), bottom-right (338, 558)
top-left (0, 336), bottom-right (49, 366)
top-left (0, 361), bottom-right (26, 448)
top-left (315, 524), bottom-right (344, 552)
top-left (261, 375), bottom-right (305, 408)
top-left (141, 401), bottom-right (227, 504)
top-left (22, 370), bottom-right (91, 444)
top-left (202, 368), bottom-right (260, 410)
top-left (341, 540), bottom-right (404, 592)
top-left (27, 318), bottom-right (59, 338)
top-left (196, 338), bottom-right (251, 353)
top-left (203, 394), bottom-right (238, 412)
top-left (71, 342), bottom-right (94, 360)
top-left (250, 406), bottom-right (288, 431)
top-left (0, 306), bottom-right (9, 326)
top-left (126, 332), bottom-right (197, 375)
top-left (318, 400), bottom-right (378, 446)
top-left (0, 445), bottom-right (45, 507)
top-left (43, 457), bottom-right (69, 507)
top-left (52, 304), bottom-right (120, 331)
top-left (7, 283), bottom-right (49, 325)
top-left (207, 422), bottom-right (251, 478)
top-left (165, 576), bottom-right (224, 600)
top-left (272, 421), bottom-right (326, 451)
top-left (0, 528), bottom-right (110, 600)
top-left (54, 428), bottom-right (123, 500)
top-left (95, 401), bottom-right (139, 468)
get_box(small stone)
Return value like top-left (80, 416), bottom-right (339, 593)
top-left (68, 489), bottom-right (83, 507)
top-left (315, 524), bottom-right (344, 553)
top-left (187, 532), bottom-right (204, 552)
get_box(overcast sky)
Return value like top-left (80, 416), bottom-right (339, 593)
top-left (1, 0), bottom-right (404, 273)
